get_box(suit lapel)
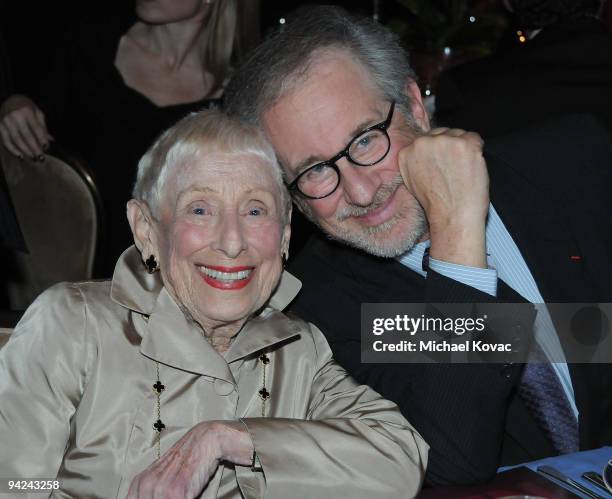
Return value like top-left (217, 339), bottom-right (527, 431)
top-left (496, 279), bottom-right (554, 457)
top-left (487, 152), bottom-right (595, 302)
top-left (487, 152), bottom-right (603, 451)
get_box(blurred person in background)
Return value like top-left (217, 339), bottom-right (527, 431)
top-left (0, 0), bottom-right (258, 276)
top-left (435, 0), bottom-right (612, 140)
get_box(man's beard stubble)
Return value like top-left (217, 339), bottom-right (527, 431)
top-left (297, 174), bottom-right (428, 258)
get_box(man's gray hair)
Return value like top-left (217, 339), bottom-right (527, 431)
top-left (224, 5), bottom-right (417, 125)
top-left (132, 109), bottom-right (291, 223)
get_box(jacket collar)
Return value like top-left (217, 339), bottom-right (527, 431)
top-left (110, 246), bottom-right (302, 380)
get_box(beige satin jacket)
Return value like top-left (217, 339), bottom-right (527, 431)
top-left (0, 247), bottom-right (428, 499)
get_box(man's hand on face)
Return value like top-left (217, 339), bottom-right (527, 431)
top-left (398, 128), bottom-right (489, 269)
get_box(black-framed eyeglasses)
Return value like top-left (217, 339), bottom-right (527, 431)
top-left (287, 101), bottom-right (395, 200)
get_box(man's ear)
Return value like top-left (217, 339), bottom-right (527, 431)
top-left (127, 199), bottom-right (158, 256)
top-left (405, 79), bottom-right (431, 131)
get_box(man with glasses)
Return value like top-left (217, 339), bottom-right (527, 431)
top-left (226, 5), bottom-right (612, 487)
top-left (288, 101), bottom-right (395, 200)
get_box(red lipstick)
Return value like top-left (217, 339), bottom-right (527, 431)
top-left (198, 265), bottom-right (255, 290)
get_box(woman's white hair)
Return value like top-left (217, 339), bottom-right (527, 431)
top-left (132, 109), bottom-right (291, 224)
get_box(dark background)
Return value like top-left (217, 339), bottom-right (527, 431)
top-left (0, 1), bottom-right (378, 99)
top-left (2, 0), bottom-right (611, 101)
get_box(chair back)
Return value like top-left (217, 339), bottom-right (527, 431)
top-left (1, 146), bottom-right (102, 310)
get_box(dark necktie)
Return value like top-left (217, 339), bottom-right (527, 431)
top-left (419, 251), bottom-right (580, 454)
top-left (495, 279), bottom-right (580, 455)
top-left (518, 342), bottom-right (579, 454)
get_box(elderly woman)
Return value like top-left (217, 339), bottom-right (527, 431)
top-left (0, 110), bottom-right (427, 498)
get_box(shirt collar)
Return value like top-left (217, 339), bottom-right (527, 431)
top-left (110, 246), bottom-right (303, 379)
top-left (111, 246), bottom-right (302, 316)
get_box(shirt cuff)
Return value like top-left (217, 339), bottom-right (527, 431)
top-left (428, 258), bottom-right (498, 297)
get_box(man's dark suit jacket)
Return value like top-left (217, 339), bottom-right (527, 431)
top-left (435, 18), bottom-right (612, 140)
top-left (287, 115), bottom-right (612, 486)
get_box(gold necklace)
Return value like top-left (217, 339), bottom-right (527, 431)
top-left (152, 362), bottom-right (166, 460)
top-left (258, 353), bottom-right (270, 416)
top-left (152, 353), bottom-right (270, 460)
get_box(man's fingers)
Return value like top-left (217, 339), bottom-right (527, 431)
top-left (430, 127), bottom-right (476, 138)
top-left (429, 127), bottom-right (449, 136)
top-left (397, 147), bottom-right (414, 192)
top-left (427, 128), bottom-right (485, 149)
top-left (465, 131), bottom-right (485, 148)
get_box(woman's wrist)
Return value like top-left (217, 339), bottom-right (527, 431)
top-left (212, 421), bottom-right (254, 466)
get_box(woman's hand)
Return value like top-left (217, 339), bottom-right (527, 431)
top-left (0, 94), bottom-right (53, 159)
top-left (127, 421), bottom-right (254, 499)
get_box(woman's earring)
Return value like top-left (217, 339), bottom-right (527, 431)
top-left (145, 255), bottom-right (159, 274)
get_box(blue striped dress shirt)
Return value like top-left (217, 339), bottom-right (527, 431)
top-left (396, 204), bottom-right (578, 419)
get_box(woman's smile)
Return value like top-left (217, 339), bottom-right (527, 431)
top-left (197, 264), bottom-right (255, 290)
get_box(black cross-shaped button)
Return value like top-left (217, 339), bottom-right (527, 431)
top-left (258, 387), bottom-right (270, 400)
top-left (153, 381), bottom-right (165, 393)
top-left (259, 354), bottom-right (270, 365)
top-left (153, 419), bottom-right (166, 432)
